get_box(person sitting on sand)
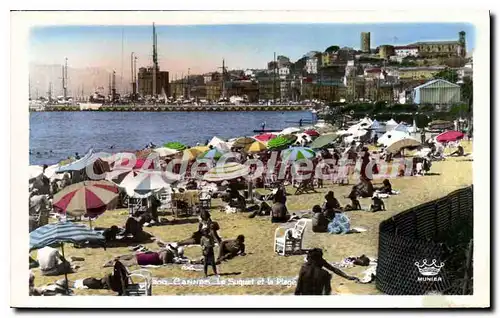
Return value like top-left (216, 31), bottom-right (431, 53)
top-left (216, 235), bottom-right (246, 263)
top-left (177, 210), bottom-right (222, 246)
top-left (102, 225), bottom-right (120, 243)
top-left (376, 179), bottom-right (392, 194)
top-left (200, 229), bottom-right (218, 277)
top-left (449, 144), bottom-right (465, 157)
top-left (351, 179), bottom-right (374, 198)
top-left (312, 205), bottom-right (328, 233)
top-left (121, 215), bottom-right (154, 242)
top-left (37, 246), bottom-right (74, 276)
top-left (295, 248), bottom-right (332, 295)
top-left (322, 191), bottom-right (341, 220)
top-left (295, 248), bottom-right (358, 295)
top-left (103, 244), bottom-right (184, 267)
top-left (370, 194), bottom-right (385, 212)
top-left (343, 191), bottom-right (362, 211)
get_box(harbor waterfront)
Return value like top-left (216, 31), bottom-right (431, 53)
top-left (30, 104), bottom-right (312, 112)
top-left (29, 110), bottom-right (314, 165)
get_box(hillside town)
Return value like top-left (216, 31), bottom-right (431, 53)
top-left (29, 30), bottom-right (473, 110)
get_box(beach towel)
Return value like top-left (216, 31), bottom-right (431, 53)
top-left (225, 206), bottom-right (237, 214)
top-left (327, 213), bottom-right (351, 234)
top-left (73, 279), bottom-right (88, 289)
top-left (181, 264), bottom-right (204, 272)
top-left (358, 264), bottom-right (378, 284)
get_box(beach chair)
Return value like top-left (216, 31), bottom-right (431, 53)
top-left (264, 173), bottom-right (279, 190)
top-left (274, 219), bottom-right (308, 256)
top-left (199, 190), bottom-right (212, 210)
top-left (294, 178), bottom-right (317, 195)
top-left (158, 190), bottom-right (172, 211)
top-left (125, 269), bottom-right (153, 296)
top-left (128, 197), bottom-right (147, 216)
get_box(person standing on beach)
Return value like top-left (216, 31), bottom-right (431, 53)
top-left (200, 229), bottom-right (218, 277)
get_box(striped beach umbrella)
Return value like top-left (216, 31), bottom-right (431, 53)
top-left (232, 137), bottom-right (255, 148)
top-left (303, 129), bottom-right (320, 137)
top-left (203, 162), bottom-right (250, 182)
top-left (245, 141), bottom-right (267, 153)
top-left (29, 221), bottom-right (106, 251)
top-left (29, 221), bottom-right (106, 292)
top-left (164, 142), bottom-right (187, 151)
top-left (198, 148), bottom-right (224, 160)
top-left (282, 147), bottom-right (316, 161)
top-left (53, 181), bottom-right (119, 218)
top-left (267, 136), bottom-right (294, 150)
top-left (254, 133), bottom-right (277, 142)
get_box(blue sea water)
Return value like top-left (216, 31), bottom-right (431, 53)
top-left (29, 111), bottom-right (314, 165)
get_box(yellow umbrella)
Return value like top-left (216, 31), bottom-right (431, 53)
top-left (178, 147), bottom-right (206, 161)
top-left (190, 146), bottom-right (210, 153)
top-left (245, 141), bottom-right (267, 153)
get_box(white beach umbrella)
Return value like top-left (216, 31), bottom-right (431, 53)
top-left (279, 127), bottom-right (301, 135)
top-left (378, 130), bottom-right (410, 147)
top-left (153, 147), bottom-right (180, 157)
top-left (208, 136), bottom-right (231, 152)
top-left (120, 171), bottom-right (177, 198)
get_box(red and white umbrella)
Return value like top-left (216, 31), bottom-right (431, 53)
top-left (436, 130), bottom-right (464, 143)
top-left (303, 129), bottom-right (320, 137)
top-left (53, 180), bottom-right (119, 218)
top-left (254, 133), bottom-right (277, 142)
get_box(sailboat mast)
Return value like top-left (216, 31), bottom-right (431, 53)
top-left (273, 52), bottom-right (276, 104)
top-left (152, 22), bottom-right (158, 98)
top-left (120, 28), bottom-right (124, 96)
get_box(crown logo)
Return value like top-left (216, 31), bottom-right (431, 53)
top-left (414, 259), bottom-right (444, 276)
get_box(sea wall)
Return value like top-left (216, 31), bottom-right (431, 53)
top-left (33, 104), bottom-right (311, 112)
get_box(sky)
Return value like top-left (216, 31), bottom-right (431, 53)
top-left (29, 23), bottom-right (475, 78)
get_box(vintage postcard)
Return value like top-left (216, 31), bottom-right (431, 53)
top-left (11, 10), bottom-right (490, 308)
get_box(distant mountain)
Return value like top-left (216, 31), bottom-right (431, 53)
top-left (29, 64), bottom-right (129, 99)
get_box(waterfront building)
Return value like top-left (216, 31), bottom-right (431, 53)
top-left (279, 66), bottom-right (290, 79)
top-left (206, 81), bottom-right (222, 102)
top-left (226, 80), bottom-right (259, 103)
top-left (412, 79), bottom-right (461, 105)
top-left (305, 56), bottom-right (320, 74)
top-left (457, 61), bottom-right (473, 83)
top-left (379, 45), bottom-right (396, 59)
top-left (137, 67), bottom-right (169, 97)
top-left (394, 46), bottom-right (420, 58)
top-left (397, 66), bottom-right (446, 81)
top-left (257, 76), bottom-right (279, 101)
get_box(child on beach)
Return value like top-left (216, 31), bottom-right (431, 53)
top-left (200, 229), bottom-right (218, 277)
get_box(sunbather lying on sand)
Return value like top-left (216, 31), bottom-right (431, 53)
top-left (103, 244), bottom-right (185, 267)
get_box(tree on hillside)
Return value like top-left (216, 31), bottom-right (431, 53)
top-left (291, 56), bottom-right (308, 75)
top-left (325, 45), bottom-right (340, 53)
top-left (433, 68), bottom-right (459, 83)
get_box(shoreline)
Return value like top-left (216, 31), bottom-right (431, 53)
top-left (30, 104), bottom-right (313, 112)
